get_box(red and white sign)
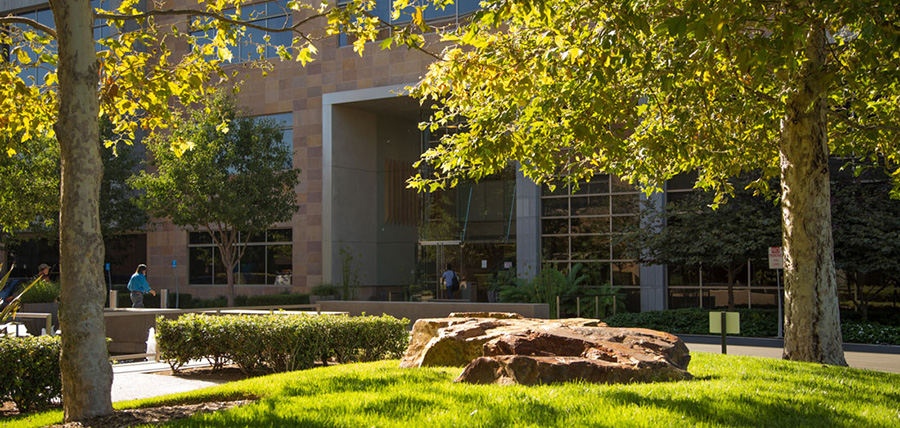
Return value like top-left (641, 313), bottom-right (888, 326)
top-left (768, 247), bottom-right (784, 270)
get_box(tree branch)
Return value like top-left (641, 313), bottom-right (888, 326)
top-left (828, 110), bottom-right (900, 132)
top-left (93, 8), bottom-right (324, 43)
top-left (0, 15), bottom-right (57, 39)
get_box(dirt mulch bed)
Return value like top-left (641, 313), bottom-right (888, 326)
top-left (46, 400), bottom-right (254, 428)
top-left (5, 365), bottom-right (261, 425)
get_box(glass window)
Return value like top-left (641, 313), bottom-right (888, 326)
top-left (541, 236), bottom-right (569, 261)
top-left (188, 228), bottom-right (292, 285)
top-left (581, 262), bottom-right (611, 286)
top-left (571, 235), bottom-right (611, 261)
top-left (238, 245), bottom-right (266, 285)
top-left (571, 216), bottom-right (610, 234)
top-left (573, 175), bottom-right (609, 195)
top-left (610, 175), bottom-right (636, 193)
top-left (268, 244), bottom-right (292, 285)
top-left (612, 263), bottom-right (639, 286)
top-left (189, 247), bottom-right (214, 285)
top-left (571, 195), bottom-right (610, 216)
top-left (611, 194), bottom-right (639, 215)
top-left (541, 198), bottom-right (568, 217)
top-left (542, 218), bottom-right (568, 235)
top-left (191, 1), bottom-right (293, 63)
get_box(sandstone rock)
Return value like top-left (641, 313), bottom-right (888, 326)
top-left (400, 312), bottom-right (692, 386)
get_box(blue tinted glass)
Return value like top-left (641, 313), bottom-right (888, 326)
top-left (36, 9), bottom-right (54, 28)
top-left (458, 0), bottom-right (480, 14)
top-left (242, 3), bottom-right (267, 19)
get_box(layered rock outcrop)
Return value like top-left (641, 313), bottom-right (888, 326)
top-left (400, 312), bottom-right (692, 386)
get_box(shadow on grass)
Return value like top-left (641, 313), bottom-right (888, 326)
top-left (603, 389), bottom-right (863, 427)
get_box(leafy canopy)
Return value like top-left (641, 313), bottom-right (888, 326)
top-left (408, 0), bottom-right (900, 197)
top-left (129, 90), bottom-right (301, 236)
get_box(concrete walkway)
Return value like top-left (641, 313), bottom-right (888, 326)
top-left (111, 360), bottom-right (225, 403)
top-left (681, 335), bottom-right (900, 374)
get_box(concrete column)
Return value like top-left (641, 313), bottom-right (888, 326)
top-left (640, 191), bottom-right (667, 312)
top-left (515, 168), bottom-right (541, 281)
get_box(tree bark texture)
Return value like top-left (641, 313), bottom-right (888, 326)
top-left (51, 0), bottom-right (115, 420)
top-left (779, 24), bottom-right (847, 366)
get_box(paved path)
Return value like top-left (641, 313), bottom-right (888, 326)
top-left (111, 360), bottom-right (224, 403)
top-left (681, 335), bottom-right (900, 374)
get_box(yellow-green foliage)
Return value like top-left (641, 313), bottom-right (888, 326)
top-left (155, 313), bottom-right (410, 375)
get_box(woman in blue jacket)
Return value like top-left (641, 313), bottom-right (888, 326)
top-left (126, 264), bottom-right (156, 308)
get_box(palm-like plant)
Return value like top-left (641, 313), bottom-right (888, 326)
top-left (0, 264), bottom-right (41, 334)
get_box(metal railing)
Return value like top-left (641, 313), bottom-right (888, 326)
top-left (555, 294), bottom-right (618, 319)
top-left (6, 312), bottom-right (55, 336)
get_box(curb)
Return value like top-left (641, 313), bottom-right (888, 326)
top-left (678, 334), bottom-right (900, 354)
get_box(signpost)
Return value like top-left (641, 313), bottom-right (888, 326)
top-left (769, 247), bottom-right (784, 338)
top-left (709, 311), bottom-right (740, 354)
top-left (172, 259), bottom-right (179, 308)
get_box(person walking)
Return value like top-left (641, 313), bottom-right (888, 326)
top-left (127, 264), bottom-right (156, 308)
top-left (442, 264), bottom-right (458, 299)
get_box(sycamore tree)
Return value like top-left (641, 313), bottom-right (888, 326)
top-left (130, 92), bottom-right (301, 307)
top-left (407, 0), bottom-right (900, 365)
top-left (0, 0), bottom-right (389, 421)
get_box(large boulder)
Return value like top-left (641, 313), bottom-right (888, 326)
top-left (400, 312), bottom-right (692, 386)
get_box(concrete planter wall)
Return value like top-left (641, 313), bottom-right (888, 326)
top-left (19, 302), bottom-right (59, 335)
top-left (317, 301), bottom-right (550, 326)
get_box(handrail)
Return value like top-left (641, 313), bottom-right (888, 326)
top-left (9, 312), bottom-right (54, 336)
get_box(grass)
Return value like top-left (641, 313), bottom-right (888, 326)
top-left (5, 353), bottom-right (900, 427)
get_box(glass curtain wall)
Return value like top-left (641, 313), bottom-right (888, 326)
top-left (188, 228), bottom-right (292, 286)
top-left (417, 124), bottom-right (516, 301)
top-left (540, 175), bottom-right (642, 311)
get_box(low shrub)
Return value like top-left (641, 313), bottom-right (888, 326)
top-left (603, 308), bottom-right (900, 345)
top-left (18, 281), bottom-right (60, 304)
top-left (156, 313), bottom-right (409, 374)
top-left (0, 335), bottom-right (61, 412)
top-left (842, 322), bottom-right (900, 345)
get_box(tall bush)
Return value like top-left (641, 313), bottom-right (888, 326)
top-left (0, 335), bottom-right (62, 412)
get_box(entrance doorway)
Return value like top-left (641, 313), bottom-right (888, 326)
top-left (418, 240), bottom-right (461, 299)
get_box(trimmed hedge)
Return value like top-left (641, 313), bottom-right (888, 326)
top-left (0, 335), bottom-right (61, 412)
top-left (603, 308), bottom-right (900, 345)
top-left (156, 313), bottom-right (410, 374)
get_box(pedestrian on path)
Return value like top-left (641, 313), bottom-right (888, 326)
top-left (127, 264), bottom-right (156, 308)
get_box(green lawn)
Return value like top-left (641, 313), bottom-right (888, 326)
top-left (7, 353), bottom-right (900, 427)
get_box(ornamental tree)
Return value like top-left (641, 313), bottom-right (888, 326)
top-left (622, 178), bottom-right (781, 310)
top-left (130, 92), bottom-right (301, 307)
top-left (0, 0), bottom-right (387, 421)
top-left (409, 0), bottom-right (900, 365)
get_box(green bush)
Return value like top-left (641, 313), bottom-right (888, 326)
top-left (18, 281), bottom-right (60, 304)
top-left (0, 335), bottom-right (61, 412)
top-left (842, 322), bottom-right (900, 345)
top-left (156, 313), bottom-right (409, 375)
top-left (603, 308), bottom-right (900, 345)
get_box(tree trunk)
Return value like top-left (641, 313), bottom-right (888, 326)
top-left (219, 242), bottom-right (236, 307)
top-left (779, 23), bottom-right (847, 366)
top-left (51, 0), bottom-right (115, 421)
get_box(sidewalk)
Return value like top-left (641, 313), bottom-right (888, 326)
top-left (111, 360), bottom-right (223, 403)
top-left (680, 335), bottom-right (900, 374)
